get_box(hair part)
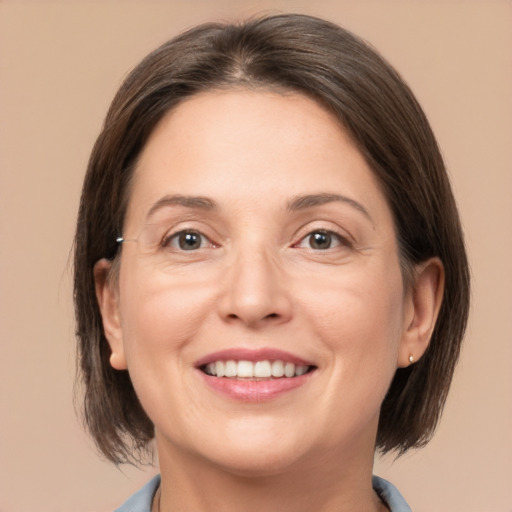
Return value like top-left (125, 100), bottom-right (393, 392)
top-left (74, 13), bottom-right (470, 464)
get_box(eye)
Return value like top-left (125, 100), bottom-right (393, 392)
top-left (296, 230), bottom-right (350, 250)
top-left (163, 230), bottom-right (212, 251)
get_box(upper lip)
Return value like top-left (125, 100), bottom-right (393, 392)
top-left (194, 348), bottom-right (315, 368)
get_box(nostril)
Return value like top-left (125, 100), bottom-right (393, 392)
top-left (227, 312), bottom-right (279, 320)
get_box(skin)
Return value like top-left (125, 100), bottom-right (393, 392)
top-left (95, 89), bottom-right (444, 512)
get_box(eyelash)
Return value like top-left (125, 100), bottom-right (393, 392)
top-left (161, 228), bottom-right (352, 252)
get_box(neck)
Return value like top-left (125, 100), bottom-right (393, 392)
top-left (155, 434), bottom-right (385, 512)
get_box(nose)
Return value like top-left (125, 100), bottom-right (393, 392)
top-left (217, 246), bottom-right (293, 328)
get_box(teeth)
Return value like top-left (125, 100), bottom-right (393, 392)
top-left (204, 359), bottom-right (311, 378)
top-left (215, 361), bottom-right (225, 377)
top-left (271, 360), bottom-right (285, 377)
top-left (237, 360), bottom-right (253, 378)
top-left (224, 360), bottom-right (237, 377)
top-left (254, 360), bottom-right (272, 377)
top-left (284, 362), bottom-right (295, 378)
top-left (295, 365), bottom-right (308, 376)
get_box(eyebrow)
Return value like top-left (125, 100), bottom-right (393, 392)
top-left (145, 192), bottom-right (372, 223)
top-left (287, 193), bottom-right (373, 223)
top-left (146, 194), bottom-right (217, 219)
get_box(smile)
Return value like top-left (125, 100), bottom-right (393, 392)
top-left (202, 360), bottom-right (312, 379)
top-left (195, 348), bottom-right (317, 401)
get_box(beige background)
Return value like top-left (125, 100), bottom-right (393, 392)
top-left (0, 1), bottom-right (510, 511)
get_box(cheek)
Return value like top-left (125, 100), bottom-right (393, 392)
top-left (114, 268), bottom-right (220, 433)
top-left (302, 259), bottom-right (406, 373)
top-left (117, 266), bottom-right (216, 364)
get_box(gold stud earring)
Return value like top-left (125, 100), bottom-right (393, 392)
top-left (409, 354), bottom-right (415, 364)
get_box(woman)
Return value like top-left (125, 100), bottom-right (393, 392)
top-left (74, 14), bottom-right (469, 512)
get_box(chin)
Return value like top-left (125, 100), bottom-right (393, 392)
top-left (204, 424), bottom-right (319, 477)
top-left (206, 447), bottom-right (308, 478)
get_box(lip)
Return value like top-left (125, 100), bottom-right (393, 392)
top-left (194, 348), bottom-right (316, 402)
top-left (194, 347), bottom-right (314, 368)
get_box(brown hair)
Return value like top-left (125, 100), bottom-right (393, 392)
top-left (74, 13), bottom-right (470, 464)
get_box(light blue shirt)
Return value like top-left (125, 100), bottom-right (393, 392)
top-left (115, 474), bottom-right (412, 511)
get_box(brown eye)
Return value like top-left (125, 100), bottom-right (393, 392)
top-left (178, 231), bottom-right (202, 250)
top-left (309, 231), bottom-right (333, 250)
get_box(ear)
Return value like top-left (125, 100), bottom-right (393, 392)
top-left (93, 259), bottom-right (127, 370)
top-left (398, 258), bottom-right (445, 368)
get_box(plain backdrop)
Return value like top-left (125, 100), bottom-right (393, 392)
top-left (0, 1), bottom-right (511, 511)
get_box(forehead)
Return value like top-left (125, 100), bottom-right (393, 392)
top-left (125, 89), bottom-right (390, 227)
top-left (138, 88), bottom-right (352, 175)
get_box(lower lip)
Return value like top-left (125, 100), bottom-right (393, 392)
top-left (197, 371), bottom-right (314, 402)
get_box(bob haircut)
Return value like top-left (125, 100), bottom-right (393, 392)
top-left (74, 13), bottom-right (470, 464)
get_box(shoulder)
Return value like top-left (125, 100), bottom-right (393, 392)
top-left (114, 475), bottom-right (161, 512)
top-left (373, 475), bottom-right (412, 512)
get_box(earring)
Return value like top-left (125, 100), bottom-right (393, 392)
top-left (409, 354), bottom-right (415, 364)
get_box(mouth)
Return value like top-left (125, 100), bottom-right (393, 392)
top-left (195, 349), bottom-right (317, 401)
top-left (200, 359), bottom-right (314, 379)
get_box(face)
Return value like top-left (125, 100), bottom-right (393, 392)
top-left (98, 89), bottom-right (423, 477)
